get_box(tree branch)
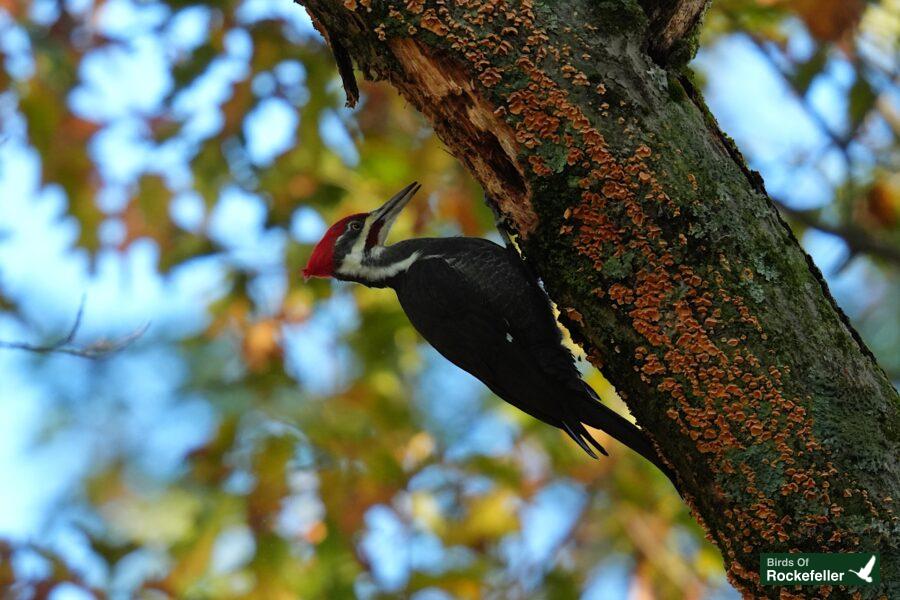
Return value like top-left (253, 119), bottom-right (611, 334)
top-left (774, 198), bottom-right (900, 267)
top-left (306, 8), bottom-right (360, 107)
top-left (0, 295), bottom-right (149, 358)
top-left (640, 0), bottom-right (710, 64)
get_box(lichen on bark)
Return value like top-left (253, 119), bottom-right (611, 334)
top-left (297, 1), bottom-right (900, 597)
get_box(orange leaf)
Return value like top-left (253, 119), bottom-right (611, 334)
top-left (789, 0), bottom-right (865, 42)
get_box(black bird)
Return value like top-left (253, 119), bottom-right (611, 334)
top-left (304, 182), bottom-right (677, 487)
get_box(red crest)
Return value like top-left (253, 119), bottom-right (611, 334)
top-left (302, 214), bottom-right (365, 279)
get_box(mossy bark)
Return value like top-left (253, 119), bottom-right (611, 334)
top-left (296, 1), bottom-right (900, 597)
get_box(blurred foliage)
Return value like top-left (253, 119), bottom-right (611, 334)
top-left (704, 0), bottom-right (900, 377)
top-left (0, 0), bottom-right (896, 599)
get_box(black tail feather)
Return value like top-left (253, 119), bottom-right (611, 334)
top-left (568, 392), bottom-right (681, 494)
top-left (562, 420), bottom-right (600, 459)
top-left (583, 425), bottom-right (609, 457)
top-left (570, 418), bottom-right (608, 457)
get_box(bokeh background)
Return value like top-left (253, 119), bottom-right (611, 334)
top-left (0, 0), bottom-right (897, 598)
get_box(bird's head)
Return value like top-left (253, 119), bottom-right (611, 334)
top-left (303, 181), bottom-right (421, 281)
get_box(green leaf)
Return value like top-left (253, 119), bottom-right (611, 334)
top-left (848, 72), bottom-right (876, 132)
top-left (791, 46), bottom-right (828, 95)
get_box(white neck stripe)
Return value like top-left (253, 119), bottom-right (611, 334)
top-left (338, 249), bottom-right (420, 282)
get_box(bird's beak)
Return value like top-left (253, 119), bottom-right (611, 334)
top-left (369, 181), bottom-right (421, 245)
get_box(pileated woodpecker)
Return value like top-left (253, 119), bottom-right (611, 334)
top-left (304, 182), bottom-right (677, 487)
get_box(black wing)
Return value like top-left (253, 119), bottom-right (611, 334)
top-left (392, 242), bottom-right (612, 456)
top-left (390, 240), bottom-right (678, 488)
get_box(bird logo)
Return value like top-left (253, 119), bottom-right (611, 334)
top-left (847, 555), bottom-right (877, 583)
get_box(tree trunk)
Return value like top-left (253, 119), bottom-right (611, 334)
top-left (296, 1), bottom-right (900, 597)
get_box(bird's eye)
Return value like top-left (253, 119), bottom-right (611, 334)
top-left (350, 221), bottom-right (362, 231)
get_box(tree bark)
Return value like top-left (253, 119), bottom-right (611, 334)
top-left (296, 1), bottom-right (900, 597)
